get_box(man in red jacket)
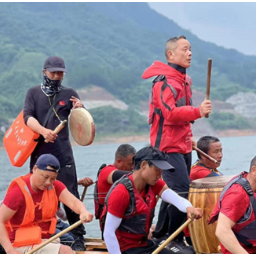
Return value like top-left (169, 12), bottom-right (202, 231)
top-left (142, 35), bottom-right (212, 249)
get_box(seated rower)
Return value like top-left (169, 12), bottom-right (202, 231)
top-left (190, 136), bottom-right (223, 180)
top-left (94, 144), bottom-right (136, 221)
top-left (209, 155), bottom-right (256, 254)
top-left (0, 154), bottom-right (93, 254)
top-left (101, 146), bottom-right (203, 254)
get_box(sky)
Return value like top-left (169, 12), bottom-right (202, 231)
top-left (148, 2), bottom-right (256, 56)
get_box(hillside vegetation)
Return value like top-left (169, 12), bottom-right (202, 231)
top-left (0, 2), bottom-right (255, 140)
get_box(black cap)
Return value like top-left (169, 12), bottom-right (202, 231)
top-left (133, 146), bottom-right (174, 171)
top-left (43, 56), bottom-right (67, 73)
top-left (35, 154), bottom-right (60, 173)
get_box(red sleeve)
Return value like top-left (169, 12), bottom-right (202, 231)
top-left (154, 81), bottom-right (201, 123)
top-left (107, 184), bottom-right (130, 218)
top-left (53, 180), bottom-right (66, 197)
top-left (3, 184), bottom-right (24, 211)
top-left (152, 179), bottom-right (166, 195)
top-left (100, 166), bottom-right (117, 182)
top-left (220, 185), bottom-right (250, 223)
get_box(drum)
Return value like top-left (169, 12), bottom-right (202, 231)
top-left (69, 108), bottom-right (95, 146)
top-left (188, 175), bottom-right (235, 253)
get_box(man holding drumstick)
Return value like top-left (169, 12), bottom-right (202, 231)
top-left (142, 35), bottom-right (212, 250)
top-left (190, 136), bottom-right (223, 180)
top-left (23, 56), bottom-right (88, 251)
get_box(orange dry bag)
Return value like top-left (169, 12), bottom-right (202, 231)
top-left (3, 110), bottom-right (39, 167)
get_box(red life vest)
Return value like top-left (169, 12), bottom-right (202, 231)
top-left (94, 163), bottom-right (107, 219)
top-left (142, 61), bottom-right (200, 154)
top-left (100, 175), bottom-right (156, 249)
top-left (209, 172), bottom-right (256, 247)
top-left (5, 174), bottom-right (58, 247)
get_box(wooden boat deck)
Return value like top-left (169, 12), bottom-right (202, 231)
top-left (75, 237), bottom-right (108, 254)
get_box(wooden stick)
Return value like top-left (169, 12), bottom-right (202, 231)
top-left (80, 187), bottom-right (88, 202)
top-left (205, 58), bottom-right (212, 118)
top-left (26, 220), bottom-right (83, 254)
top-left (193, 146), bottom-right (218, 164)
top-left (45, 120), bottom-right (67, 143)
top-left (152, 218), bottom-right (193, 254)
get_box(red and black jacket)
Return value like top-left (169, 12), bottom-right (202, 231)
top-left (142, 61), bottom-right (201, 154)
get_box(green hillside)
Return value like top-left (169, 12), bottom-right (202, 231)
top-left (0, 2), bottom-right (255, 126)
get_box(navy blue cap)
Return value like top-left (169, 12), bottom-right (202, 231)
top-left (43, 56), bottom-right (67, 73)
top-left (35, 154), bottom-right (60, 173)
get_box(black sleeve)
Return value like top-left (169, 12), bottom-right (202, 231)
top-left (112, 170), bottom-right (132, 183)
top-left (23, 88), bottom-right (36, 125)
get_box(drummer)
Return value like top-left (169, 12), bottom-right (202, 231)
top-left (190, 136), bottom-right (223, 180)
top-left (209, 155), bottom-right (256, 254)
top-left (184, 136), bottom-right (223, 245)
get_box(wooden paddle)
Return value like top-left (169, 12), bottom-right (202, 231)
top-left (152, 217), bottom-right (193, 254)
top-left (192, 146), bottom-right (218, 164)
top-left (205, 58), bottom-right (212, 118)
top-left (45, 120), bottom-right (67, 143)
top-left (26, 220), bottom-right (83, 254)
top-left (80, 187), bottom-right (88, 202)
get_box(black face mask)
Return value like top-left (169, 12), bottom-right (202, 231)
top-left (41, 74), bottom-right (63, 96)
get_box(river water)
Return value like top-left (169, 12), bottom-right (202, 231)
top-left (0, 135), bottom-right (255, 238)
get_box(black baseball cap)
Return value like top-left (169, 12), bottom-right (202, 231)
top-left (134, 146), bottom-right (174, 171)
top-left (43, 56), bottom-right (67, 73)
top-left (35, 154), bottom-right (60, 173)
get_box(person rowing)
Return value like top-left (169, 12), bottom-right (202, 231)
top-left (0, 154), bottom-right (93, 254)
top-left (94, 144), bottom-right (136, 222)
top-left (101, 146), bottom-right (203, 254)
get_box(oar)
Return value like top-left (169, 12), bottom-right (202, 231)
top-left (205, 58), bottom-right (212, 118)
top-left (152, 218), bottom-right (193, 254)
top-left (80, 187), bottom-right (88, 202)
top-left (193, 146), bottom-right (218, 164)
top-left (26, 220), bottom-right (83, 254)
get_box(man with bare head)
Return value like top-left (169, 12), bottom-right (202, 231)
top-left (142, 35), bottom-right (212, 251)
top-left (94, 144), bottom-right (136, 222)
top-left (190, 136), bottom-right (223, 180)
top-left (209, 155), bottom-right (256, 253)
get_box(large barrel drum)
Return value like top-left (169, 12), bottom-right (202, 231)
top-left (188, 175), bottom-right (235, 253)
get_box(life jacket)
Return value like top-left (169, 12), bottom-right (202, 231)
top-left (209, 172), bottom-right (256, 247)
top-left (100, 175), bottom-right (156, 242)
top-left (148, 74), bottom-right (193, 149)
top-left (94, 163), bottom-right (107, 219)
top-left (3, 110), bottom-right (40, 167)
top-left (5, 174), bottom-right (58, 247)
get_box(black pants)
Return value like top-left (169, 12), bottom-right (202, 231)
top-left (57, 163), bottom-right (85, 236)
top-left (152, 152), bottom-right (191, 241)
top-left (122, 240), bottom-right (175, 254)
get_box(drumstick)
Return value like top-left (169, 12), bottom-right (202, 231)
top-left (44, 120), bottom-right (67, 143)
top-left (193, 146), bottom-right (218, 164)
top-left (205, 58), bottom-right (212, 118)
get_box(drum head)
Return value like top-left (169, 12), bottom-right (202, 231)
top-left (69, 108), bottom-right (95, 146)
top-left (190, 175), bottom-right (236, 189)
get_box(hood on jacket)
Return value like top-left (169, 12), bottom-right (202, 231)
top-left (142, 61), bottom-right (185, 83)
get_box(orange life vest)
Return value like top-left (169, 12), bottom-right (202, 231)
top-left (5, 174), bottom-right (58, 247)
top-left (3, 110), bottom-right (40, 167)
